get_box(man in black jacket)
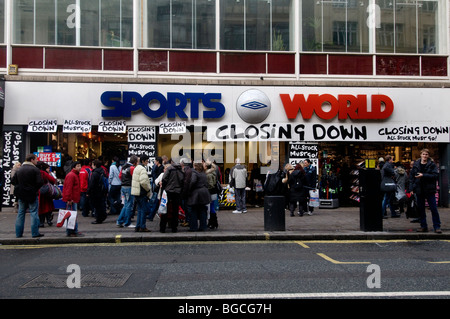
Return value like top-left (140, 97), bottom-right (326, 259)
top-left (409, 149), bottom-right (442, 233)
top-left (12, 154), bottom-right (44, 238)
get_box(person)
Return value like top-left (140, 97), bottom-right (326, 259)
top-left (10, 161), bottom-right (22, 213)
top-left (303, 159), bottom-right (317, 216)
top-left (152, 156), bottom-right (164, 191)
top-left (394, 162), bottom-right (407, 215)
top-left (131, 155), bottom-right (151, 232)
top-left (187, 161), bottom-right (211, 231)
top-left (381, 155), bottom-right (400, 218)
top-left (231, 158), bottom-right (248, 214)
top-left (12, 154), bottom-right (44, 238)
top-left (180, 157), bottom-right (193, 227)
top-left (161, 159), bottom-right (184, 233)
top-left (205, 159), bottom-right (218, 229)
top-left (36, 161), bottom-right (57, 227)
top-left (62, 161), bottom-right (83, 237)
top-left (408, 149), bottom-right (442, 233)
top-left (79, 159), bottom-right (92, 217)
top-left (88, 159), bottom-right (108, 224)
top-left (286, 163), bottom-right (308, 217)
top-left (116, 155), bottom-right (138, 228)
top-left (108, 156), bottom-right (122, 215)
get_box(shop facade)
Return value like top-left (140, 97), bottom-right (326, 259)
top-left (2, 80), bottom-right (449, 208)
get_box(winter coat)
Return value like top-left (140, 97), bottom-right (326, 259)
top-left (162, 164), bottom-right (184, 194)
top-left (181, 165), bottom-right (193, 200)
top-left (304, 165), bottom-right (317, 188)
top-left (408, 158), bottom-right (439, 196)
top-left (381, 161), bottom-right (395, 179)
top-left (79, 165), bottom-right (91, 192)
top-left (395, 167), bottom-right (407, 199)
top-left (131, 164), bottom-right (151, 197)
top-left (187, 170), bottom-right (211, 206)
top-left (231, 164), bottom-right (247, 189)
top-left (62, 169), bottom-right (81, 204)
top-left (87, 167), bottom-right (107, 198)
top-left (38, 170), bottom-right (56, 215)
top-left (12, 161), bottom-right (44, 203)
top-left (206, 167), bottom-right (217, 194)
top-left (287, 169), bottom-right (308, 202)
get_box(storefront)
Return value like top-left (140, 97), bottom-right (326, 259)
top-left (2, 81), bottom-right (449, 208)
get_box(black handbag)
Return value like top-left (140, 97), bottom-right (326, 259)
top-left (380, 176), bottom-right (396, 192)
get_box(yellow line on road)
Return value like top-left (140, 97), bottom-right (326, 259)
top-left (295, 241), bottom-right (310, 248)
top-left (428, 261), bottom-right (450, 264)
top-left (316, 253), bottom-right (371, 264)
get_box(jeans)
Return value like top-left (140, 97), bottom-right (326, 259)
top-left (80, 192), bottom-right (91, 217)
top-left (382, 191), bottom-right (396, 216)
top-left (135, 195), bottom-right (148, 230)
top-left (116, 187), bottom-right (134, 226)
top-left (235, 188), bottom-right (246, 212)
top-left (16, 197), bottom-right (40, 238)
top-left (417, 193), bottom-right (441, 230)
top-left (190, 204), bottom-right (208, 231)
top-left (108, 184), bottom-right (122, 214)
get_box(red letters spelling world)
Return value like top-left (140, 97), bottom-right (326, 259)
top-left (280, 94), bottom-right (394, 120)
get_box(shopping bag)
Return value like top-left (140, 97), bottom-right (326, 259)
top-left (309, 189), bottom-right (320, 207)
top-left (255, 179), bottom-right (264, 193)
top-left (158, 190), bottom-right (168, 214)
top-left (56, 208), bottom-right (77, 230)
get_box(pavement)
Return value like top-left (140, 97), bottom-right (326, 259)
top-left (0, 205), bottom-right (449, 245)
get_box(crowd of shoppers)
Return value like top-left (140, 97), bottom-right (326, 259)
top-left (9, 148), bottom-right (444, 238)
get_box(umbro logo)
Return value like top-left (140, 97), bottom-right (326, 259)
top-left (241, 101), bottom-right (268, 110)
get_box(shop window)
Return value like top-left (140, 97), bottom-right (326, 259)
top-left (220, 0), bottom-right (291, 51)
top-left (376, 0), bottom-right (444, 54)
top-left (12, 0), bottom-right (133, 47)
top-left (302, 0), bottom-right (370, 53)
top-left (144, 0), bottom-right (215, 50)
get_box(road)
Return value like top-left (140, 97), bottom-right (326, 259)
top-left (1, 239), bottom-right (449, 302)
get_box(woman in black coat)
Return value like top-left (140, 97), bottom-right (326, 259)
top-left (286, 163), bottom-right (308, 217)
top-left (187, 162), bottom-right (211, 231)
top-left (408, 149), bottom-right (442, 233)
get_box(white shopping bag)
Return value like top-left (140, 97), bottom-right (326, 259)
top-left (57, 209), bottom-right (77, 230)
top-left (309, 189), bottom-right (320, 207)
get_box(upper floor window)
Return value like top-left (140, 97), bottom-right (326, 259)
top-left (142, 0), bottom-right (216, 49)
top-left (302, 0), bottom-right (446, 54)
top-left (220, 0), bottom-right (292, 51)
top-left (376, 0), bottom-right (442, 54)
top-left (13, 0), bottom-right (133, 47)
